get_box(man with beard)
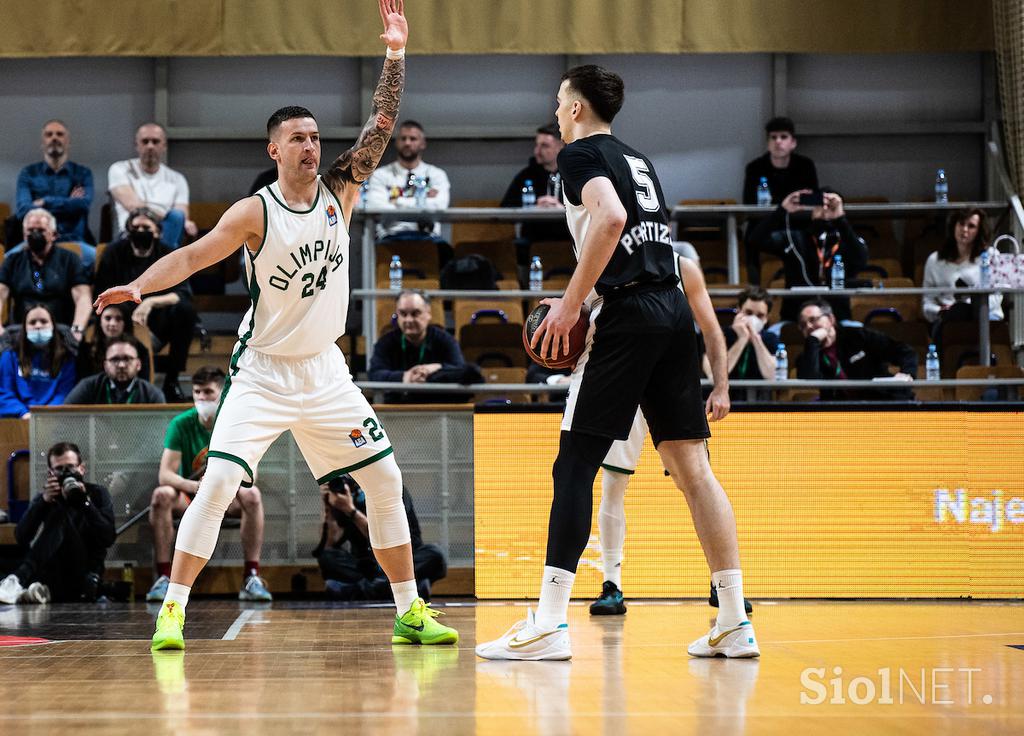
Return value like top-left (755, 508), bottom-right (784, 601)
top-left (108, 123), bottom-right (197, 247)
top-left (365, 120), bottom-right (451, 245)
top-left (65, 337), bottom-right (164, 404)
top-left (94, 207), bottom-right (198, 401)
top-left (0, 208), bottom-right (92, 338)
top-left (13, 120), bottom-right (95, 264)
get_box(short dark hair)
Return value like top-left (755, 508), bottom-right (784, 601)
top-left (191, 365), bottom-right (226, 388)
top-left (266, 106), bottom-right (316, 138)
top-left (738, 286), bottom-right (772, 311)
top-left (104, 337), bottom-right (140, 358)
top-left (48, 441), bottom-right (82, 467)
top-left (127, 206), bottom-right (162, 234)
top-left (561, 65), bottom-right (624, 124)
top-left (798, 297), bottom-right (834, 317)
top-left (399, 119), bottom-right (424, 133)
top-left (536, 123), bottom-right (560, 138)
top-left (939, 207), bottom-right (989, 262)
top-left (765, 116), bottom-right (796, 136)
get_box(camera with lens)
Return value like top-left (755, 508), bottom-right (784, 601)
top-left (54, 464), bottom-right (87, 504)
top-left (327, 474), bottom-right (358, 494)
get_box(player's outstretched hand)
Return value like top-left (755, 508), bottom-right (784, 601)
top-left (705, 385), bottom-right (730, 422)
top-left (532, 297), bottom-right (579, 362)
top-left (94, 284), bottom-right (142, 314)
top-left (379, 0), bottom-right (407, 50)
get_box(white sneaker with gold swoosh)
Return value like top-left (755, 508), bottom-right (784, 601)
top-left (475, 609), bottom-right (571, 661)
top-left (687, 621), bottom-right (760, 658)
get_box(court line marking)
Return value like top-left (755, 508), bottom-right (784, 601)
top-left (222, 610), bottom-right (255, 641)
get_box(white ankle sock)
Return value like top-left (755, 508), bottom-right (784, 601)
top-left (602, 552), bottom-right (623, 588)
top-left (164, 582), bottom-right (191, 610)
top-left (391, 579), bottom-right (418, 614)
top-left (711, 569), bottom-right (747, 627)
top-left (535, 566), bottom-right (575, 629)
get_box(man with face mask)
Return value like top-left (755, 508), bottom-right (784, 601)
top-left (12, 120), bottom-right (95, 265)
top-left (146, 366), bottom-right (273, 603)
top-left (64, 337), bottom-right (165, 405)
top-left (0, 208), bottom-right (92, 340)
top-left (94, 207), bottom-right (198, 401)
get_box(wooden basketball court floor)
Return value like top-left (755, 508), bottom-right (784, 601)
top-left (0, 599), bottom-right (1020, 735)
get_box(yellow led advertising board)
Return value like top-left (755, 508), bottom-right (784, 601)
top-left (475, 411), bottom-right (1024, 598)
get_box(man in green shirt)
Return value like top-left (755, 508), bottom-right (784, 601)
top-left (145, 366), bottom-right (272, 602)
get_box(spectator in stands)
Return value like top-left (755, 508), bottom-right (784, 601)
top-left (706, 286), bottom-right (780, 400)
top-left (145, 366), bottom-right (272, 603)
top-left (108, 123), bottom-right (196, 247)
top-left (364, 121), bottom-right (451, 244)
top-left (526, 362), bottom-right (571, 404)
top-left (314, 473), bottom-right (446, 602)
top-left (0, 208), bottom-right (92, 339)
top-left (65, 337), bottom-right (164, 405)
top-left (369, 290), bottom-right (476, 402)
top-left (0, 442), bottom-right (115, 604)
top-left (747, 189), bottom-right (867, 324)
top-left (94, 207), bottom-right (197, 401)
top-left (12, 120), bottom-right (96, 267)
top-left (796, 298), bottom-right (916, 401)
top-left (76, 304), bottom-right (151, 380)
top-left (0, 304), bottom-right (77, 418)
top-left (501, 123), bottom-right (571, 249)
top-left (922, 208), bottom-right (1003, 340)
top-left (743, 117), bottom-right (819, 284)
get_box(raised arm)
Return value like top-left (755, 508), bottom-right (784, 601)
top-left (323, 0), bottom-right (407, 221)
top-left (93, 197), bottom-right (262, 313)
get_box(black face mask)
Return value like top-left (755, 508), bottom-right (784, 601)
top-left (26, 229), bottom-right (48, 255)
top-left (129, 230), bottom-right (155, 252)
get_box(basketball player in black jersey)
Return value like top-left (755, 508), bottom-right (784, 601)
top-left (476, 65), bottom-right (759, 660)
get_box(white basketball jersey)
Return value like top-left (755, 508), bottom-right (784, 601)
top-left (238, 176), bottom-right (349, 357)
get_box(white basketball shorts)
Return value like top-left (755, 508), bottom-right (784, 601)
top-left (601, 409), bottom-right (648, 475)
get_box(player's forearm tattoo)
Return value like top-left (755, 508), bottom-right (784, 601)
top-left (330, 56), bottom-right (404, 184)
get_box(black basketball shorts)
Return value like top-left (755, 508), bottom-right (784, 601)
top-left (561, 285), bottom-right (711, 445)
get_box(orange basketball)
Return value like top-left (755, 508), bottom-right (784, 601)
top-left (522, 304), bottom-right (589, 369)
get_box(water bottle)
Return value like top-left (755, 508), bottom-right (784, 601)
top-left (413, 176), bottom-right (427, 208)
top-left (548, 172), bottom-right (561, 200)
top-left (122, 562), bottom-right (135, 601)
top-left (389, 255), bottom-right (403, 290)
top-left (935, 169), bottom-right (948, 203)
top-left (521, 179), bottom-right (536, 208)
top-left (757, 176), bottom-right (772, 207)
top-left (830, 254), bottom-right (845, 290)
top-left (979, 249), bottom-right (991, 288)
top-left (774, 344), bottom-right (788, 381)
top-left (529, 256), bottom-right (543, 291)
top-left (359, 180), bottom-right (370, 210)
top-left (926, 344), bottom-right (940, 381)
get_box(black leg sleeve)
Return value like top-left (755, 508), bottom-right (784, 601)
top-left (544, 430), bottom-right (614, 572)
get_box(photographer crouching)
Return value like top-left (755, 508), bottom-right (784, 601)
top-left (0, 442), bottom-right (115, 604)
top-left (313, 474), bottom-right (447, 602)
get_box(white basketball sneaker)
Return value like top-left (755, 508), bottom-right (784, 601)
top-left (687, 620), bottom-right (760, 658)
top-left (475, 609), bottom-right (572, 661)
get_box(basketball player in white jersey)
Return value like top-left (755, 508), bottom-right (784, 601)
top-left (96, 0), bottom-right (457, 651)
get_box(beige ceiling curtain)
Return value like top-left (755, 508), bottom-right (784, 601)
top-left (994, 0), bottom-right (1024, 192)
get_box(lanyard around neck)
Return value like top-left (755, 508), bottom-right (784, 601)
top-left (400, 334), bottom-right (427, 367)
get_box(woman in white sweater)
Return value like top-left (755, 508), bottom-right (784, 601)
top-left (921, 208), bottom-right (1003, 327)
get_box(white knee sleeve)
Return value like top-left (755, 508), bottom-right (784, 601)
top-left (599, 469), bottom-right (629, 556)
top-left (175, 458), bottom-right (246, 559)
top-left (350, 455), bottom-right (410, 550)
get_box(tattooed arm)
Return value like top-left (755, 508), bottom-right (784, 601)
top-left (325, 0), bottom-right (407, 221)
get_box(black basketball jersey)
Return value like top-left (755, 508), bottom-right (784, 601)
top-left (557, 134), bottom-right (677, 297)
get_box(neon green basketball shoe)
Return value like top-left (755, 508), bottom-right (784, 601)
top-left (151, 601), bottom-right (186, 651)
top-left (392, 598), bottom-right (459, 645)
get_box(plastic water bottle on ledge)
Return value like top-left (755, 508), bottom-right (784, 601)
top-left (413, 176), bottom-right (427, 208)
top-left (389, 255), bottom-right (403, 290)
top-left (529, 256), bottom-right (544, 291)
top-left (935, 169), bottom-right (948, 203)
top-left (774, 344), bottom-right (788, 381)
top-left (830, 254), bottom-right (845, 290)
top-left (359, 180), bottom-right (370, 210)
top-left (522, 179), bottom-right (536, 208)
top-left (757, 176), bottom-right (771, 207)
top-left (926, 344), bottom-right (940, 381)
top-left (979, 250), bottom-right (991, 288)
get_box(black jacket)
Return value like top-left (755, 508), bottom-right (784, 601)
top-left (742, 152), bottom-right (819, 205)
top-left (94, 239), bottom-right (192, 304)
top-left (747, 207), bottom-right (868, 321)
top-left (796, 325), bottom-right (917, 400)
top-left (500, 158), bottom-right (571, 243)
top-left (65, 373), bottom-right (166, 405)
top-left (16, 482), bottom-right (116, 573)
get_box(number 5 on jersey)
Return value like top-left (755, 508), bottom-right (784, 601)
top-left (624, 155), bottom-right (660, 213)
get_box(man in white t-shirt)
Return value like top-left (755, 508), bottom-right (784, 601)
top-left (108, 123), bottom-right (197, 248)
top-left (365, 120), bottom-right (451, 242)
